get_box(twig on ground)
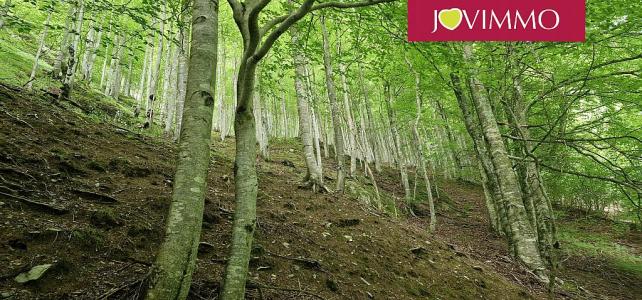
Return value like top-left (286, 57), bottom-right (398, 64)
top-left (248, 280), bottom-right (327, 300)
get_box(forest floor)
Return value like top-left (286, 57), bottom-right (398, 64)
top-left (0, 82), bottom-right (640, 300)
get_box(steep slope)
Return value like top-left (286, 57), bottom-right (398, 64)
top-left (0, 83), bottom-right (533, 299)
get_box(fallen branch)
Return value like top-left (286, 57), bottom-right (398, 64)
top-left (0, 109), bottom-right (34, 129)
top-left (265, 250), bottom-right (324, 272)
top-left (71, 189), bottom-right (118, 204)
top-left (247, 280), bottom-right (327, 300)
top-left (96, 272), bottom-right (150, 300)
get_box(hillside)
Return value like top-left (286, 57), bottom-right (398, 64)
top-left (0, 83), bottom-right (533, 299)
top-left (1, 81), bottom-right (640, 300)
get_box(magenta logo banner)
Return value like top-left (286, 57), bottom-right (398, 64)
top-left (408, 0), bottom-right (586, 42)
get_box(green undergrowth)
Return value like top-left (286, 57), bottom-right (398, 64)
top-left (558, 215), bottom-right (642, 277)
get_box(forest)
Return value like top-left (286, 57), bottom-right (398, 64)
top-left (0, 0), bottom-right (640, 299)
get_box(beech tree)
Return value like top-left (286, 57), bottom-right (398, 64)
top-left (144, 0), bottom-right (218, 298)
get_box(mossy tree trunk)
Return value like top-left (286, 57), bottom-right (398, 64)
top-left (406, 56), bottom-right (436, 231)
top-left (451, 72), bottom-right (506, 236)
top-left (292, 25), bottom-right (325, 191)
top-left (462, 44), bottom-right (547, 281)
top-left (220, 1), bottom-right (395, 298)
top-left (384, 81), bottom-right (412, 206)
top-left (26, 12), bottom-right (52, 90)
top-left (144, 0), bottom-right (218, 298)
top-left (321, 15), bottom-right (346, 192)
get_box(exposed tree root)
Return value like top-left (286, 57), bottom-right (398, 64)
top-left (0, 191), bottom-right (68, 215)
top-left (299, 179), bottom-right (330, 193)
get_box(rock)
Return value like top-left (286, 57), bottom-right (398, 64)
top-left (281, 160), bottom-right (295, 168)
top-left (336, 219), bottom-right (360, 228)
top-left (325, 278), bottom-right (339, 292)
top-left (410, 246), bottom-right (428, 257)
top-left (14, 264), bottom-right (54, 283)
top-left (198, 242), bottom-right (215, 254)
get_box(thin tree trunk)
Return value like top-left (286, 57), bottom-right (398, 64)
top-left (145, 7), bottom-right (166, 129)
top-left (174, 12), bottom-right (190, 140)
top-left (406, 57), bottom-right (436, 231)
top-left (292, 26), bottom-right (324, 191)
top-left (135, 38), bottom-right (151, 116)
top-left (463, 44), bottom-right (547, 281)
top-left (164, 39), bottom-right (179, 136)
top-left (61, 0), bottom-right (85, 100)
top-left (358, 63), bottom-right (381, 172)
top-left (321, 16), bottom-right (346, 192)
top-left (451, 73), bottom-right (506, 235)
top-left (144, 0), bottom-right (218, 298)
top-left (385, 81), bottom-right (411, 206)
top-left (53, 3), bottom-right (76, 80)
top-left (0, 0), bottom-right (11, 30)
top-left (339, 63), bottom-right (357, 177)
top-left (26, 13), bottom-right (52, 90)
top-left (254, 69), bottom-right (269, 159)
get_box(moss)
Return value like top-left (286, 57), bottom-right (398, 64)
top-left (71, 228), bottom-right (106, 249)
top-left (90, 209), bottom-right (120, 229)
top-left (86, 160), bottom-right (106, 172)
top-left (558, 222), bottom-right (642, 277)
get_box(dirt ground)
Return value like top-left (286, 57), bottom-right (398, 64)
top-left (0, 83), bottom-right (639, 299)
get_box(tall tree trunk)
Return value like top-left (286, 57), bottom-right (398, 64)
top-left (174, 14), bottom-right (190, 140)
top-left (217, 34), bottom-right (227, 140)
top-left (135, 37), bottom-right (152, 116)
top-left (144, 0), bottom-right (218, 298)
top-left (81, 16), bottom-right (104, 82)
top-left (145, 7), bottom-right (166, 129)
top-left (123, 48), bottom-right (134, 97)
top-left (292, 26), bottom-right (325, 191)
top-left (358, 63), bottom-right (381, 172)
top-left (463, 44), bottom-right (547, 281)
top-left (385, 81), bottom-right (411, 206)
top-left (339, 63), bottom-right (357, 177)
top-left (254, 70), bottom-right (269, 159)
top-left (451, 72), bottom-right (506, 236)
top-left (164, 40), bottom-right (179, 136)
top-left (506, 58), bottom-right (557, 271)
top-left (160, 34), bottom-right (176, 125)
top-left (60, 0), bottom-right (85, 100)
top-left (52, 3), bottom-right (76, 80)
top-left (406, 57), bottom-right (436, 231)
top-left (26, 13), bottom-right (52, 90)
top-left (321, 16), bottom-right (346, 192)
top-left (0, 0), bottom-right (11, 30)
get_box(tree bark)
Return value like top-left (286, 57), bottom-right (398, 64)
top-left (463, 44), bottom-right (547, 281)
top-left (406, 57), bottom-right (436, 231)
top-left (385, 81), bottom-right (411, 206)
top-left (52, 2), bottom-right (76, 80)
top-left (144, 0), bottom-right (218, 298)
top-left (339, 63), bottom-right (357, 177)
top-left (0, 0), bottom-right (11, 30)
top-left (321, 16), bottom-right (346, 192)
top-left (60, 0), bottom-right (85, 100)
top-left (292, 26), bottom-right (325, 191)
top-left (451, 72), bottom-right (506, 235)
top-left (26, 12), bottom-right (52, 90)
top-left (358, 63), bottom-right (381, 172)
top-left (174, 12), bottom-right (190, 140)
top-left (145, 6), bottom-right (166, 129)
